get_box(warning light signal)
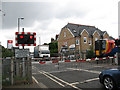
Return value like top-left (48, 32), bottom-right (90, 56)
top-left (30, 35), bottom-right (33, 39)
top-left (20, 35), bottom-right (23, 39)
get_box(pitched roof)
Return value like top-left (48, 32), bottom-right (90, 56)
top-left (63, 23), bottom-right (106, 37)
top-left (109, 36), bottom-right (115, 40)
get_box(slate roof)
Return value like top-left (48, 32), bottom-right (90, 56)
top-left (109, 36), bottom-right (115, 40)
top-left (63, 23), bottom-right (106, 38)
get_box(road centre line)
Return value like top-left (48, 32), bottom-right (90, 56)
top-left (33, 66), bottom-right (65, 88)
top-left (40, 70), bottom-right (81, 90)
top-left (70, 78), bottom-right (99, 85)
top-left (67, 68), bottom-right (100, 74)
top-left (39, 71), bottom-right (65, 87)
top-left (46, 69), bottom-right (75, 73)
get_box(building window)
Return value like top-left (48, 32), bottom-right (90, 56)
top-left (64, 42), bottom-right (67, 46)
top-left (84, 37), bottom-right (87, 43)
top-left (64, 32), bottom-right (66, 37)
top-left (89, 40), bottom-right (91, 45)
top-left (95, 38), bottom-right (98, 41)
top-left (76, 39), bottom-right (79, 45)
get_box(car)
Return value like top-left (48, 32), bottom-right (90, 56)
top-left (99, 67), bottom-right (120, 90)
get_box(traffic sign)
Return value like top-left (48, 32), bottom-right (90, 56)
top-left (7, 40), bottom-right (13, 49)
top-left (15, 49), bottom-right (29, 58)
top-left (15, 32), bottom-right (36, 46)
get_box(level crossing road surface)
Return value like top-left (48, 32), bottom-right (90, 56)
top-left (32, 60), bottom-right (118, 89)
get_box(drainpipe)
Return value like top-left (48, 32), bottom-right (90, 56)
top-left (75, 36), bottom-right (76, 59)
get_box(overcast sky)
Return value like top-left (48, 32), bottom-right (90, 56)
top-left (0, 0), bottom-right (119, 52)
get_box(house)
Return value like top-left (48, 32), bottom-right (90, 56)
top-left (58, 23), bottom-right (109, 58)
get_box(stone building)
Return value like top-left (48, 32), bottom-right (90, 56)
top-left (58, 23), bottom-right (109, 58)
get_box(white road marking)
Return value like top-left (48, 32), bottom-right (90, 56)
top-left (84, 78), bottom-right (99, 82)
top-left (41, 70), bottom-right (81, 90)
top-left (32, 62), bottom-right (39, 64)
top-left (70, 78), bottom-right (99, 85)
top-left (32, 66), bottom-right (36, 69)
top-left (32, 76), bottom-right (39, 84)
top-left (70, 82), bottom-right (79, 85)
top-left (32, 73), bottom-right (37, 75)
top-left (67, 68), bottom-right (100, 74)
top-left (33, 66), bottom-right (65, 88)
top-left (32, 65), bottom-right (99, 89)
top-left (40, 71), bottom-right (65, 87)
top-left (47, 69), bottom-right (74, 73)
top-left (94, 66), bottom-right (103, 67)
top-left (32, 76), bottom-right (48, 88)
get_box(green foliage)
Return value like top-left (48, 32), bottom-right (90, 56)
top-left (2, 46), bottom-right (14, 58)
top-left (49, 41), bottom-right (58, 56)
top-left (86, 45), bottom-right (95, 59)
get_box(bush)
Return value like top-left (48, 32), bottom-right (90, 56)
top-left (86, 46), bottom-right (95, 59)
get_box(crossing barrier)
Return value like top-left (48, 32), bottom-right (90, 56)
top-left (36, 56), bottom-right (117, 64)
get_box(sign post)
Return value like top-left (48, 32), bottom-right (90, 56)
top-left (15, 28), bottom-right (36, 77)
top-left (7, 40), bottom-right (13, 49)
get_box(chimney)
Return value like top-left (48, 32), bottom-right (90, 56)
top-left (51, 38), bottom-right (54, 42)
top-left (56, 34), bottom-right (59, 41)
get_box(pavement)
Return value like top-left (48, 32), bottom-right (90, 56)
top-left (2, 78), bottom-right (41, 89)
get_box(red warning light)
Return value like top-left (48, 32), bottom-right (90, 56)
top-left (30, 35), bottom-right (33, 39)
top-left (20, 35), bottom-right (23, 39)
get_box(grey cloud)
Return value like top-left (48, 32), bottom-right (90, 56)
top-left (2, 2), bottom-right (56, 29)
top-left (2, 2), bottom-right (88, 30)
top-left (55, 6), bottom-right (87, 19)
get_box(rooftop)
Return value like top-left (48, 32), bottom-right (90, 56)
top-left (63, 23), bottom-right (106, 37)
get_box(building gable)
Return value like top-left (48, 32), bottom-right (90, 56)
top-left (58, 28), bottom-right (74, 41)
top-left (93, 30), bottom-right (100, 36)
top-left (103, 31), bottom-right (109, 39)
top-left (80, 29), bottom-right (89, 35)
top-left (103, 31), bottom-right (108, 36)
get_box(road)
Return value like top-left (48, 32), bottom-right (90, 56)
top-left (32, 60), bottom-right (118, 89)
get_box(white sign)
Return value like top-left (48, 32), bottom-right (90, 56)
top-left (7, 40), bottom-right (13, 49)
top-left (15, 49), bottom-right (29, 58)
top-left (69, 44), bottom-right (75, 48)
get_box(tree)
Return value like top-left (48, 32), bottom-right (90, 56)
top-left (86, 45), bottom-right (95, 59)
top-left (49, 41), bottom-right (58, 57)
top-left (1, 45), bottom-right (14, 58)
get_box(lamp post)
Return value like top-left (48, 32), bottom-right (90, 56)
top-left (0, 9), bottom-right (5, 16)
top-left (18, 17), bottom-right (24, 33)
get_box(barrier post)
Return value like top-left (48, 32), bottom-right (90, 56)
top-left (115, 53), bottom-right (118, 65)
top-left (58, 62), bottom-right (59, 70)
top-left (11, 57), bottom-right (14, 85)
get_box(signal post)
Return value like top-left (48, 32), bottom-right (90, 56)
top-left (15, 29), bottom-right (36, 77)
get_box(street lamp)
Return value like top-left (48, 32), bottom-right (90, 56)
top-left (0, 9), bottom-right (5, 16)
top-left (18, 17), bottom-right (24, 33)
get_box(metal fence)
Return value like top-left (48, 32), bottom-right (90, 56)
top-left (2, 57), bottom-right (32, 86)
top-left (2, 58), bottom-right (11, 86)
